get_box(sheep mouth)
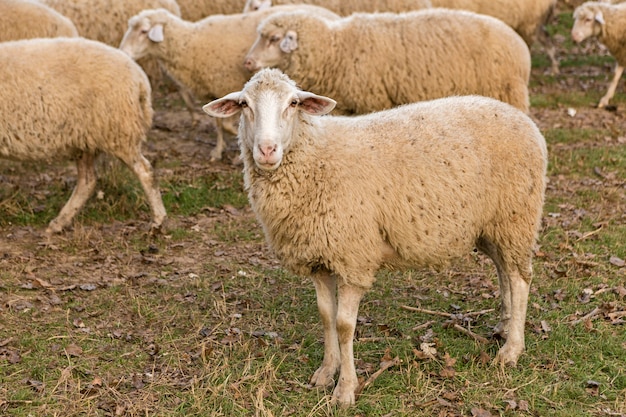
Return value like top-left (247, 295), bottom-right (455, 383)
top-left (255, 160), bottom-right (281, 171)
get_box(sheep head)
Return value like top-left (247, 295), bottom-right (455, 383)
top-left (571, 3), bottom-right (606, 43)
top-left (243, 0), bottom-right (272, 13)
top-left (120, 8), bottom-right (171, 60)
top-left (203, 68), bottom-right (335, 171)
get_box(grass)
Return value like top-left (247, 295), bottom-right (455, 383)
top-left (1, 4), bottom-right (626, 417)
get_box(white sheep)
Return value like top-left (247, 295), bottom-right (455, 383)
top-left (243, 9), bottom-right (531, 115)
top-left (429, 0), bottom-right (559, 74)
top-left (38, 0), bottom-right (181, 88)
top-left (0, 37), bottom-right (166, 234)
top-left (203, 68), bottom-right (547, 406)
top-left (571, 1), bottom-right (626, 108)
top-left (0, 0), bottom-right (78, 41)
top-left (119, 5), bottom-right (339, 162)
top-left (243, 0), bottom-right (432, 14)
top-left (176, 0), bottom-right (248, 21)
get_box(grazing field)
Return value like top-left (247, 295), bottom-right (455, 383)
top-left (0, 2), bottom-right (625, 416)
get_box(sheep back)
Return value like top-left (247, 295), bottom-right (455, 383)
top-left (237, 76), bottom-right (546, 288)
top-left (0, 37), bottom-right (153, 162)
top-left (0, 0), bottom-right (78, 41)
top-left (177, 0), bottom-right (247, 21)
top-left (248, 0), bottom-right (432, 14)
top-left (430, 0), bottom-right (556, 45)
top-left (254, 9), bottom-right (530, 113)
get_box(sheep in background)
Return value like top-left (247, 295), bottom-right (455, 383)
top-left (243, 0), bottom-right (432, 14)
top-left (203, 68), bottom-right (547, 406)
top-left (0, 37), bottom-right (166, 234)
top-left (0, 0), bottom-right (78, 41)
top-left (177, 0), bottom-right (247, 21)
top-left (244, 9), bottom-right (530, 115)
top-left (38, 0), bottom-right (181, 88)
top-left (120, 5), bottom-right (339, 163)
top-left (571, 1), bottom-right (626, 108)
top-left (429, 0), bottom-right (559, 75)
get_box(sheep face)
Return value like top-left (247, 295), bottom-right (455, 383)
top-left (243, 0), bottom-right (272, 13)
top-left (243, 24), bottom-right (297, 72)
top-left (571, 5), bottom-right (605, 43)
top-left (203, 69), bottom-right (335, 171)
top-left (120, 10), bottom-right (168, 60)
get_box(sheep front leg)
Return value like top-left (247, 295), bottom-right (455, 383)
top-left (46, 152), bottom-right (97, 234)
top-left (495, 268), bottom-right (530, 367)
top-left (598, 64), bottom-right (624, 108)
top-left (332, 283), bottom-right (366, 406)
top-left (310, 271), bottom-right (340, 388)
top-left (210, 118), bottom-right (226, 162)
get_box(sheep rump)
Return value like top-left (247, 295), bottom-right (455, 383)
top-left (203, 68), bottom-right (547, 405)
top-left (0, 37), bottom-right (166, 234)
top-left (244, 8), bottom-right (531, 114)
top-left (0, 0), bottom-right (78, 41)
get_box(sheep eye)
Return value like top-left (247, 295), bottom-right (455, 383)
top-left (290, 99), bottom-right (298, 107)
top-left (239, 100), bottom-right (248, 108)
top-left (269, 35), bottom-right (280, 43)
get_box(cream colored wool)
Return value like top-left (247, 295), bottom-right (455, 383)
top-left (244, 9), bottom-right (530, 114)
top-left (0, 37), bottom-right (166, 234)
top-left (243, 0), bottom-right (432, 14)
top-left (177, 0), bottom-right (247, 21)
top-left (0, 0), bottom-right (78, 41)
top-left (120, 5), bottom-right (339, 161)
top-left (430, 0), bottom-right (558, 74)
top-left (204, 68), bottom-right (547, 406)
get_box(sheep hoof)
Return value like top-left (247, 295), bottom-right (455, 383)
top-left (209, 148), bottom-right (223, 162)
top-left (45, 220), bottom-right (65, 235)
top-left (492, 321), bottom-right (509, 340)
top-left (494, 344), bottom-right (523, 367)
top-left (310, 366), bottom-right (336, 388)
top-left (331, 384), bottom-right (357, 407)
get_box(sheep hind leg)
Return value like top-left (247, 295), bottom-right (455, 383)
top-left (310, 271), bottom-right (340, 388)
top-left (121, 152), bottom-right (166, 231)
top-left (332, 282), bottom-right (366, 406)
top-left (477, 237), bottom-right (531, 366)
top-left (209, 118), bottom-right (226, 162)
top-left (46, 152), bottom-right (98, 234)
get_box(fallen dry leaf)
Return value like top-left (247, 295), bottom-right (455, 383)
top-left (64, 344), bottom-right (83, 357)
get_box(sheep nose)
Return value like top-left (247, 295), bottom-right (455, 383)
top-left (243, 57), bottom-right (256, 72)
top-left (258, 144), bottom-right (276, 158)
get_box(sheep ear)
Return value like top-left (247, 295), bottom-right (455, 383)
top-left (148, 24), bottom-right (164, 42)
top-left (279, 30), bottom-right (298, 53)
top-left (202, 92), bottom-right (244, 118)
top-left (594, 11), bottom-right (605, 25)
top-left (256, 0), bottom-right (272, 11)
top-left (297, 91), bottom-right (336, 115)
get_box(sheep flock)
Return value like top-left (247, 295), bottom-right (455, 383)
top-left (0, 0), bottom-right (623, 409)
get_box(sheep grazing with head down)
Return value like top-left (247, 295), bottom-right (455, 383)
top-left (571, 1), bottom-right (626, 108)
top-left (0, 0), bottom-right (78, 41)
top-left (0, 37), bottom-right (166, 234)
top-left (244, 9), bottom-right (531, 115)
top-left (203, 68), bottom-right (547, 406)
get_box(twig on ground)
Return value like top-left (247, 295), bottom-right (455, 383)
top-left (356, 356), bottom-right (401, 397)
top-left (570, 307), bottom-right (601, 325)
top-left (451, 324), bottom-right (489, 344)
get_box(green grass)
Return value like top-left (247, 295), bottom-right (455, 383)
top-left (1, 5), bottom-right (626, 417)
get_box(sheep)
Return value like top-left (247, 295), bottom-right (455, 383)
top-left (244, 9), bottom-right (530, 115)
top-left (571, 1), bottom-right (626, 108)
top-left (176, 0), bottom-right (247, 21)
top-left (119, 5), bottom-right (340, 162)
top-left (203, 68), bottom-right (547, 405)
top-left (0, 0), bottom-right (78, 41)
top-left (429, 0), bottom-right (559, 75)
top-left (38, 0), bottom-right (181, 89)
top-left (243, 0), bottom-right (432, 14)
top-left (0, 37), bottom-right (166, 234)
